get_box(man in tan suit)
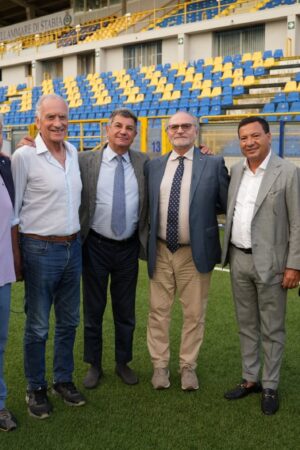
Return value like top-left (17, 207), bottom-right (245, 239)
top-left (222, 116), bottom-right (300, 415)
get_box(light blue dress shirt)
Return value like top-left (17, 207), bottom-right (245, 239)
top-left (91, 145), bottom-right (139, 240)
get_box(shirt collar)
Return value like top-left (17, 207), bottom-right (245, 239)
top-left (105, 145), bottom-right (130, 163)
top-left (34, 133), bottom-right (71, 156)
top-left (243, 149), bottom-right (272, 172)
top-left (170, 146), bottom-right (194, 161)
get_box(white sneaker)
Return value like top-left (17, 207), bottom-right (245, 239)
top-left (151, 368), bottom-right (170, 389)
top-left (181, 366), bottom-right (199, 391)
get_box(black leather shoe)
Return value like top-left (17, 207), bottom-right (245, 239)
top-left (224, 380), bottom-right (262, 400)
top-left (83, 366), bottom-right (103, 389)
top-left (261, 388), bottom-right (279, 415)
top-left (115, 364), bottom-right (139, 385)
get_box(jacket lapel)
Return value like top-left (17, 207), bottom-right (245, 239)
top-left (189, 147), bottom-right (207, 205)
top-left (253, 154), bottom-right (282, 217)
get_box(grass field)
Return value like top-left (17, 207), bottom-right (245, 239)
top-left (2, 261), bottom-right (300, 449)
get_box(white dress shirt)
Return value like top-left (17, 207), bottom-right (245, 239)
top-left (231, 150), bottom-right (272, 249)
top-left (12, 133), bottom-right (82, 236)
top-left (91, 145), bottom-right (139, 240)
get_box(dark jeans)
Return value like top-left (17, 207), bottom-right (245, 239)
top-left (21, 235), bottom-right (82, 390)
top-left (82, 230), bottom-right (139, 368)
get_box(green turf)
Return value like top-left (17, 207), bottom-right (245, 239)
top-left (2, 262), bottom-right (300, 449)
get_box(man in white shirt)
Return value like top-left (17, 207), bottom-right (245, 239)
top-left (222, 116), bottom-right (300, 415)
top-left (12, 94), bottom-right (85, 420)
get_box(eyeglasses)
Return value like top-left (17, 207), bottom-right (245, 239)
top-left (167, 123), bottom-right (195, 132)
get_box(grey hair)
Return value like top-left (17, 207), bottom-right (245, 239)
top-left (166, 111), bottom-right (199, 130)
top-left (109, 108), bottom-right (138, 126)
top-left (35, 94), bottom-right (69, 118)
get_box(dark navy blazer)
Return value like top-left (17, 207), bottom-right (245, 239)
top-left (145, 147), bottom-right (229, 278)
top-left (0, 154), bottom-right (15, 206)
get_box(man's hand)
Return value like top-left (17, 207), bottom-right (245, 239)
top-left (16, 135), bottom-right (36, 149)
top-left (199, 144), bottom-right (213, 155)
top-left (282, 268), bottom-right (300, 289)
top-left (11, 226), bottom-right (23, 281)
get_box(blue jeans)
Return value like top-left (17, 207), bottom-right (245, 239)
top-left (0, 283), bottom-right (11, 410)
top-left (21, 235), bottom-right (82, 390)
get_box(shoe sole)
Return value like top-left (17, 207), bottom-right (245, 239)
top-left (182, 385), bottom-right (199, 391)
top-left (152, 383), bottom-right (171, 390)
top-left (52, 388), bottom-right (86, 406)
top-left (25, 394), bottom-right (51, 419)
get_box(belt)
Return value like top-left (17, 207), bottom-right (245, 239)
top-left (157, 237), bottom-right (190, 247)
top-left (232, 244), bottom-right (252, 254)
top-left (89, 228), bottom-right (138, 244)
top-left (22, 233), bottom-right (78, 242)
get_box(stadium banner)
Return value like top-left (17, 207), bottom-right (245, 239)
top-left (0, 10), bottom-right (74, 41)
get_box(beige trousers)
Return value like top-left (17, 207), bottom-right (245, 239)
top-left (147, 240), bottom-right (211, 370)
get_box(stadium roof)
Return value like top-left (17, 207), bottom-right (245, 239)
top-left (0, 0), bottom-right (71, 27)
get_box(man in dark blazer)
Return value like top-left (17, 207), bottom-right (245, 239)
top-left (79, 108), bottom-right (148, 388)
top-left (146, 111), bottom-right (229, 390)
top-left (222, 116), bottom-right (300, 415)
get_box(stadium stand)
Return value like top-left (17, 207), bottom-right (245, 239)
top-left (2, 48), bottom-right (300, 150)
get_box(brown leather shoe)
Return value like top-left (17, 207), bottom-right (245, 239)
top-left (224, 380), bottom-right (262, 400)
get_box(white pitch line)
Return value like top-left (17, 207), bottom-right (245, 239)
top-left (214, 266), bottom-right (230, 273)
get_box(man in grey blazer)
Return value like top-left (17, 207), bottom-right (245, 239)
top-left (146, 111), bottom-right (229, 390)
top-left (79, 108), bottom-right (148, 388)
top-left (223, 116), bottom-right (300, 415)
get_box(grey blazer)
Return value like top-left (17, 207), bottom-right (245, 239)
top-left (222, 153), bottom-right (300, 284)
top-left (78, 148), bottom-right (149, 260)
top-left (146, 147), bottom-right (229, 278)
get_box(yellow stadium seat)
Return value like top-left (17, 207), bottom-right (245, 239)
top-left (165, 83), bottom-right (173, 92)
top-left (231, 77), bottom-right (244, 87)
top-left (243, 76), bottom-right (255, 86)
top-left (242, 53), bottom-right (252, 62)
top-left (131, 86), bottom-right (139, 95)
top-left (233, 68), bottom-right (243, 78)
top-left (204, 57), bottom-right (214, 66)
top-left (183, 74), bottom-right (194, 83)
top-left (264, 57), bottom-right (275, 68)
top-left (212, 64), bottom-right (223, 73)
top-left (126, 94), bottom-right (136, 103)
top-left (202, 79), bottom-right (212, 89)
top-left (136, 93), bottom-right (144, 102)
top-left (171, 91), bottom-right (181, 100)
top-left (252, 51), bottom-right (262, 61)
top-left (190, 80), bottom-right (202, 90)
top-left (161, 91), bottom-right (172, 101)
top-left (155, 85), bottom-right (165, 94)
top-left (284, 81), bottom-right (297, 93)
top-left (158, 77), bottom-right (167, 86)
top-left (214, 56), bottom-right (223, 65)
top-left (222, 70), bottom-right (233, 80)
top-left (149, 78), bottom-right (159, 86)
top-left (253, 59), bottom-right (264, 68)
top-left (199, 88), bottom-right (211, 98)
top-left (176, 68), bottom-right (186, 77)
top-left (211, 87), bottom-right (222, 97)
top-left (223, 62), bottom-right (233, 71)
top-left (186, 66), bottom-right (195, 75)
top-left (124, 87), bottom-right (132, 95)
top-left (194, 73), bottom-right (203, 82)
